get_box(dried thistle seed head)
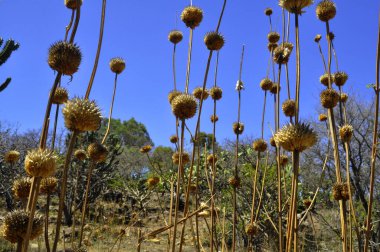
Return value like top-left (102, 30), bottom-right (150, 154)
top-left (341, 183), bottom-right (351, 201)
top-left (340, 93), bottom-right (348, 103)
top-left (314, 34), bottom-right (322, 43)
top-left (74, 149), bottom-right (87, 161)
top-left (318, 114), bottom-right (328, 122)
top-left (334, 71), bottom-right (348, 86)
top-left (40, 177), bottom-right (58, 194)
top-left (168, 30), bottom-right (183, 44)
top-left (63, 98), bottom-right (102, 132)
top-left (48, 41), bottom-right (82, 76)
top-left (181, 6), bottom-right (203, 29)
top-left (252, 139), bottom-right (268, 152)
top-left (280, 42), bottom-right (294, 54)
top-left (2, 210), bottom-right (43, 243)
top-left (233, 122), bottom-right (244, 135)
top-left (265, 8), bottom-right (273, 16)
top-left (87, 142), bottom-right (108, 163)
top-left (260, 78), bottom-right (273, 91)
top-left (140, 145), bottom-right (152, 154)
top-left (303, 199), bottom-right (312, 208)
top-left (4, 150), bottom-right (20, 164)
top-left (282, 99), bottom-right (296, 117)
top-left (147, 177), bottom-right (160, 187)
top-left (316, 0), bottom-right (336, 22)
top-left (204, 32), bottom-right (225, 51)
top-left (270, 137), bottom-right (276, 147)
top-left (169, 135), bottom-right (178, 144)
top-left (279, 155), bottom-right (289, 166)
top-left (189, 184), bottom-right (197, 194)
top-left (320, 88), bottom-right (340, 108)
top-left (12, 177), bottom-right (32, 199)
top-left (25, 149), bottom-right (57, 178)
top-left (319, 73), bottom-right (334, 86)
top-left (172, 152), bottom-right (190, 165)
top-left (53, 87), bottom-right (69, 104)
top-left (109, 57), bottom-right (126, 74)
top-left (228, 176), bottom-right (241, 188)
top-left (273, 46), bottom-right (291, 64)
top-left (332, 182), bottom-right (343, 201)
top-left (65, 0), bottom-right (82, 9)
top-left (192, 87), bottom-right (209, 100)
top-left (279, 0), bottom-right (313, 14)
top-left (274, 122), bottom-right (317, 152)
top-left (210, 86), bottom-right (223, 100)
top-left (236, 80), bottom-right (244, 91)
top-left (168, 90), bottom-right (182, 104)
top-left (268, 32), bottom-right (280, 43)
top-left (267, 42), bottom-right (278, 52)
top-left (270, 83), bottom-right (281, 94)
top-left (210, 115), bottom-right (219, 123)
top-left (245, 223), bottom-right (258, 236)
top-left (207, 154), bottom-right (217, 165)
top-left (171, 94), bottom-right (198, 120)
top-left (339, 124), bottom-right (354, 143)
top-left (327, 32), bottom-right (335, 41)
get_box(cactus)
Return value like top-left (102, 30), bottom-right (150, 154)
top-left (0, 38), bottom-right (19, 93)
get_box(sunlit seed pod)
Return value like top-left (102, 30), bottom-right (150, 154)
top-left (270, 137), bottom-right (277, 147)
top-left (279, 0), bottom-right (313, 14)
top-left (207, 154), bottom-right (218, 165)
top-left (273, 47), bottom-right (290, 65)
top-left (260, 78), bottom-right (273, 91)
top-left (282, 99), bottom-right (296, 117)
top-left (339, 124), bottom-right (354, 143)
top-left (303, 199), bottom-right (312, 208)
top-left (270, 83), bottom-right (281, 94)
top-left (228, 176), bottom-right (241, 188)
top-left (314, 34), bottom-right (322, 43)
top-left (25, 149), bottom-right (57, 178)
top-left (316, 0), bottom-right (336, 22)
top-left (52, 87), bottom-right (69, 105)
top-left (204, 32), bottom-right (225, 51)
top-left (169, 135), bottom-right (178, 144)
top-left (48, 41), bottom-right (82, 76)
top-left (139, 145), bottom-right (152, 154)
top-left (87, 142), bottom-right (108, 163)
top-left (210, 115), bottom-right (219, 123)
top-left (280, 42), bottom-right (294, 54)
top-left (172, 152), bottom-right (190, 165)
top-left (233, 122), bottom-right (244, 135)
top-left (171, 94), bottom-right (198, 120)
top-left (209, 86), bottom-right (223, 100)
top-left (63, 98), bottom-right (102, 132)
top-left (332, 182), bottom-right (344, 201)
top-left (318, 114), bottom-right (328, 122)
top-left (198, 210), bottom-right (210, 217)
top-left (274, 122), bottom-right (317, 152)
top-left (40, 177), bottom-right (58, 194)
top-left (268, 31), bottom-right (280, 43)
top-left (12, 177), bottom-right (32, 199)
top-left (181, 6), bottom-right (203, 29)
top-left (235, 80), bottom-right (244, 91)
top-left (340, 93), bottom-right (348, 103)
top-left (245, 223), bottom-right (258, 236)
top-left (320, 89), bottom-right (340, 109)
top-left (341, 183), bottom-right (352, 201)
top-left (279, 155), bottom-right (289, 166)
top-left (319, 73), bottom-right (334, 86)
top-left (109, 57), bottom-right (126, 74)
top-left (252, 139), bottom-right (268, 152)
top-left (193, 87), bottom-right (209, 100)
top-left (64, 0), bottom-right (82, 9)
top-left (265, 8), bottom-right (273, 16)
top-left (168, 90), bottom-right (182, 105)
top-left (267, 42), bottom-right (278, 52)
top-left (74, 149), bottom-right (87, 161)
top-left (147, 177), bottom-right (160, 188)
top-left (334, 71), bottom-right (348, 86)
top-left (4, 150), bottom-right (20, 164)
top-left (327, 32), bottom-right (335, 41)
top-left (168, 30), bottom-right (183, 44)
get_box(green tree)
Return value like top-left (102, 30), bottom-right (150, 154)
top-left (0, 38), bottom-right (19, 93)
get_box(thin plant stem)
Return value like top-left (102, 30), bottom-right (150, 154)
top-left (276, 63), bottom-right (283, 252)
top-left (51, 104), bottom-right (60, 150)
top-left (184, 29), bottom-right (194, 94)
top-left (44, 193), bottom-right (51, 252)
top-left (102, 73), bottom-right (118, 144)
top-left (255, 151), bottom-right (269, 221)
top-left (317, 41), bottom-right (327, 73)
top-left (173, 44), bottom-right (177, 90)
top-left (64, 10), bottom-right (75, 42)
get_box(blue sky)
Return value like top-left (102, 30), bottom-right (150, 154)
top-left (0, 0), bottom-right (379, 147)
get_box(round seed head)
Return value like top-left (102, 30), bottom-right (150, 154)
top-left (40, 177), bottom-right (58, 194)
top-left (171, 94), bottom-right (198, 120)
top-left (74, 149), bottom-right (87, 161)
top-left (4, 150), bottom-right (20, 164)
top-left (273, 46), bottom-right (291, 64)
top-left (319, 73), bottom-right (334, 86)
top-left (282, 99), bottom-right (296, 117)
top-left (25, 149), bottom-right (57, 178)
top-left (87, 142), bottom-right (108, 163)
top-left (210, 86), bottom-right (223, 100)
top-left (280, 42), bottom-right (294, 54)
top-left (63, 98), bottom-right (102, 132)
top-left (192, 87), bottom-right (209, 100)
top-left (181, 6), bottom-right (203, 29)
top-left (53, 87), bottom-right (69, 105)
top-left (303, 199), bottom-right (312, 208)
top-left (109, 57), bottom-right (126, 74)
top-left (169, 135), bottom-right (178, 144)
top-left (270, 137), bottom-right (277, 147)
top-left (327, 32), bottom-right (335, 41)
top-left (168, 90), bottom-right (182, 105)
top-left (147, 177), bottom-right (160, 188)
top-left (252, 139), bottom-right (268, 152)
top-left (268, 32), bottom-right (280, 43)
top-left (318, 114), bottom-right (328, 122)
top-left (339, 124), bottom-right (353, 143)
top-left (233, 122), bottom-right (244, 135)
top-left (140, 145), bottom-right (152, 154)
top-left (267, 42), bottom-right (278, 52)
top-left (334, 71), bottom-right (348, 86)
top-left (204, 32), bottom-right (225, 51)
top-left (274, 122), bottom-right (317, 152)
top-left (245, 223), bottom-right (258, 236)
top-left (340, 93), bottom-right (348, 103)
top-left (320, 89), bottom-right (340, 108)
top-left (341, 183), bottom-right (351, 201)
top-left (210, 115), bottom-right (219, 123)
top-left (279, 0), bottom-right (313, 14)
top-left (270, 83), bottom-right (281, 94)
top-left (172, 152), bottom-right (190, 165)
top-left (260, 78), bottom-right (273, 91)
top-left (228, 176), bottom-right (241, 188)
top-left (48, 41), bottom-right (82, 75)
top-left (279, 155), bottom-right (289, 166)
top-left (265, 8), bottom-right (273, 16)
top-left (207, 154), bottom-right (217, 165)
top-left (314, 34), bottom-right (322, 43)
top-left (332, 183), bottom-right (343, 201)
top-left (168, 30), bottom-right (183, 44)
top-left (65, 0), bottom-right (82, 9)
top-left (316, 0), bottom-right (336, 22)
top-left (12, 177), bottom-right (32, 199)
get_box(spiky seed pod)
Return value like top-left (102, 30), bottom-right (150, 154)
top-left (279, 0), bottom-right (313, 14)
top-left (87, 142), bottom-right (108, 163)
top-left (334, 71), bottom-right (348, 86)
top-left (169, 135), bottom-right (178, 144)
top-left (319, 73), bottom-right (334, 86)
top-left (4, 150), bottom-right (20, 164)
top-left (245, 223), bottom-right (258, 236)
top-left (252, 139), bottom-right (268, 152)
top-left (270, 137), bottom-right (276, 147)
top-left (327, 32), bottom-right (335, 41)
top-left (340, 93), bottom-right (348, 103)
top-left (282, 99), bottom-right (296, 117)
top-left (339, 124), bottom-right (354, 143)
top-left (65, 0), bottom-right (82, 9)
top-left (270, 83), bottom-right (281, 94)
top-left (316, 0), bottom-right (336, 22)
top-left (233, 122), bottom-right (244, 135)
top-left (210, 115), bottom-right (219, 123)
top-left (63, 98), bottom-right (102, 132)
top-left (172, 152), bottom-right (190, 165)
top-left (12, 177), bottom-right (32, 199)
top-left (267, 43), bottom-right (278, 52)
top-left (207, 154), bottom-right (217, 165)
top-left (274, 122), bottom-right (317, 152)
top-left (273, 46), bottom-right (291, 64)
top-left (40, 177), bottom-right (58, 194)
top-left (171, 94), bottom-right (198, 120)
top-left (209, 86), bottom-right (223, 100)
top-left (268, 32), bottom-right (280, 43)
top-left (25, 149), bottom-right (57, 178)
top-left (193, 87), bottom-right (209, 100)
top-left (228, 176), bottom-right (241, 188)
top-left (147, 177), bottom-right (160, 187)
top-left (109, 57), bottom-right (126, 74)
top-left (204, 32), bottom-right (225, 51)
top-left (279, 155), bottom-right (289, 166)
top-left (74, 149), bottom-right (87, 161)
top-left (303, 199), bottom-right (312, 208)
top-left (320, 89), bottom-right (340, 109)
top-left (48, 41), bottom-right (82, 75)
top-left (318, 114), bottom-right (328, 122)
top-left (341, 183), bottom-right (351, 201)
top-left (168, 30), bottom-right (183, 44)
top-left (181, 6), bottom-right (203, 29)
top-left (314, 34), bottom-right (322, 43)
top-left (168, 90), bottom-right (182, 104)
top-left (265, 8), bottom-right (273, 16)
top-left (260, 78), bottom-right (273, 91)
top-left (139, 145), bottom-right (152, 154)
top-left (280, 42), bottom-right (294, 54)
top-left (332, 183), bottom-right (344, 201)
top-left (52, 87), bottom-right (69, 105)
top-left (189, 184), bottom-right (197, 194)
top-left (2, 210), bottom-right (43, 243)
top-left (236, 80), bottom-right (244, 91)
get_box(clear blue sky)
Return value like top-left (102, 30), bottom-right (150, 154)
top-left (0, 0), bottom-right (379, 147)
